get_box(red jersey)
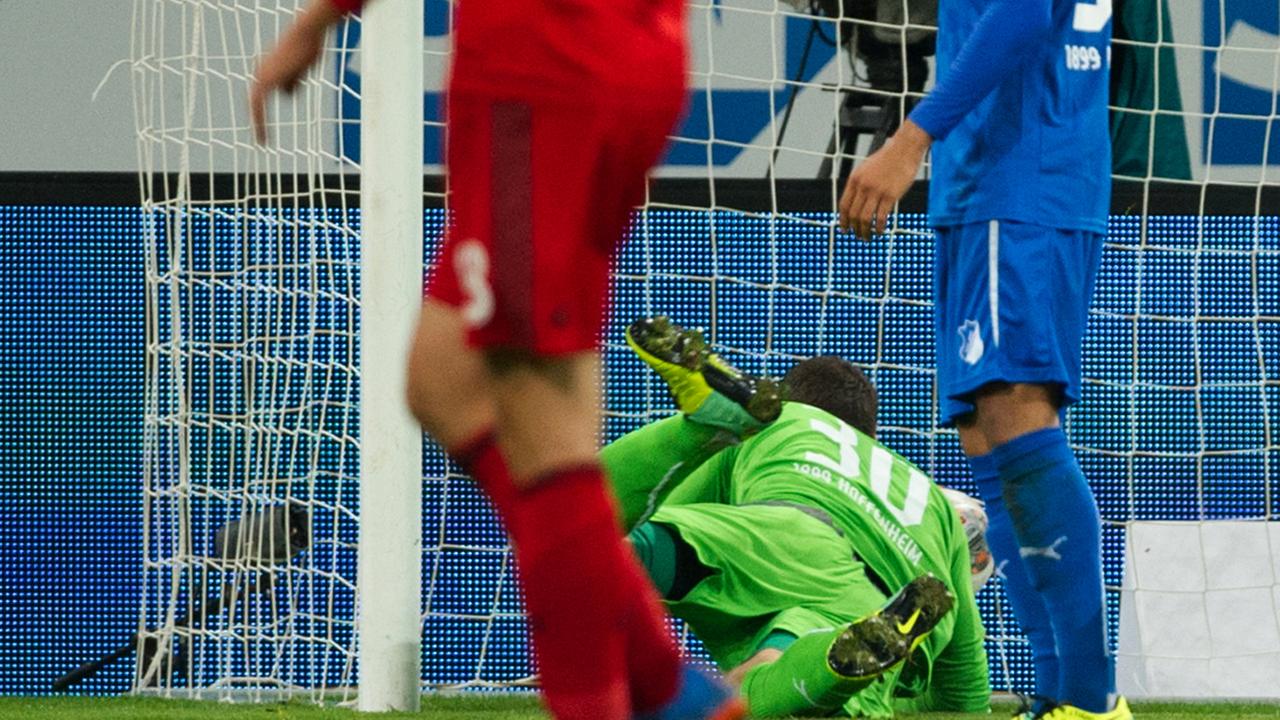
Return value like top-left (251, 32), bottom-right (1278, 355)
top-left (331, 0), bottom-right (688, 354)
top-left (331, 0), bottom-right (687, 104)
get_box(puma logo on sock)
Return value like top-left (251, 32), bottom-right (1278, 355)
top-left (1020, 535), bottom-right (1067, 561)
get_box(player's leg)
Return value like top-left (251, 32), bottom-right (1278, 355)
top-left (736, 576), bottom-right (954, 718)
top-left (486, 352), bottom-right (650, 719)
top-left (626, 316), bottom-right (783, 435)
top-left (410, 268), bottom-right (644, 716)
top-left (583, 105), bottom-right (745, 720)
top-left (419, 92), bottom-right (650, 720)
top-left (972, 225), bottom-right (1111, 715)
top-left (603, 316), bottom-right (782, 528)
top-left (957, 419), bottom-right (1060, 711)
top-left (640, 504), bottom-right (923, 717)
top-left (503, 103), bottom-right (682, 720)
top-left (403, 300), bottom-right (526, 518)
top-left (603, 413), bottom-right (735, 528)
top-left (460, 92), bottom-right (741, 720)
top-left (495, 375), bottom-right (736, 720)
top-left (934, 221), bottom-right (1114, 714)
top-left (628, 520), bottom-right (714, 604)
top-left (935, 233), bottom-right (1061, 709)
top-left (974, 383), bottom-right (1111, 716)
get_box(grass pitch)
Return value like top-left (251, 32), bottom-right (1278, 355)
top-left (3, 696), bottom-right (1279, 719)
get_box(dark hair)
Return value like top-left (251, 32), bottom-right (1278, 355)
top-left (782, 356), bottom-right (877, 438)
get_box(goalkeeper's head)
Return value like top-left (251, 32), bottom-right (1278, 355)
top-left (783, 356), bottom-right (877, 438)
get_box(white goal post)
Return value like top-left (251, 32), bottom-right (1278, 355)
top-left (354, 0), bottom-right (424, 712)
top-left (131, 0), bottom-right (1280, 708)
top-left (132, 0), bottom-right (424, 708)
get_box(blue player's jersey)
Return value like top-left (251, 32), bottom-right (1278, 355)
top-left (927, 0), bottom-right (1112, 233)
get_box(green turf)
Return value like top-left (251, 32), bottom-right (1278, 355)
top-left (3, 696), bottom-right (1279, 719)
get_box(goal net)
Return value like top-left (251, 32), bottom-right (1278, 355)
top-left (133, 0), bottom-right (1280, 703)
top-left (133, 0), bottom-right (364, 699)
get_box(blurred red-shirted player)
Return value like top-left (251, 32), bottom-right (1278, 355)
top-left (250, 2), bottom-right (745, 719)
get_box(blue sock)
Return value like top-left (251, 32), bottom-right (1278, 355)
top-left (992, 427), bottom-right (1113, 713)
top-left (970, 452), bottom-right (1060, 704)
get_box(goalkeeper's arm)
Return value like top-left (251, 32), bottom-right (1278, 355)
top-left (897, 515), bottom-right (992, 714)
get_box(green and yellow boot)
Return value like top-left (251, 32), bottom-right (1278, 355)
top-left (827, 574), bottom-right (955, 682)
top-left (625, 316), bottom-right (782, 437)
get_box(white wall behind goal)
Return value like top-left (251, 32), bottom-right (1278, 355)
top-left (1118, 522), bottom-right (1280, 699)
top-left (3, 0), bottom-right (1279, 180)
top-left (0, 1), bottom-right (136, 172)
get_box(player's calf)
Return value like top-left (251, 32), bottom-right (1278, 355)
top-left (736, 575), bottom-right (954, 718)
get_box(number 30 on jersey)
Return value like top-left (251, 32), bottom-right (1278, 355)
top-left (804, 417), bottom-right (932, 528)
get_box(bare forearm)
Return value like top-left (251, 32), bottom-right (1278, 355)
top-left (891, 118), bottom-right (932, 160)
top-left (250, 0), bottom-right (351, 142)
top-left (300, 0), bottom-right (349, 31)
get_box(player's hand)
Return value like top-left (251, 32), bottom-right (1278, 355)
top-left (838, 120), bottom-right (932, 239)
top-left (250, 0), bottom-right (345, 144)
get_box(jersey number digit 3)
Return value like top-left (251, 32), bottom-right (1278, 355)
top-left (455, 239), bottom-right (495, 327)
top-left (806, 417), bottom-right (932, 527)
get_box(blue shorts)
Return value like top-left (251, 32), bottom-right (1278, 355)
top-left (933, 220), bottom-right (1104, 425)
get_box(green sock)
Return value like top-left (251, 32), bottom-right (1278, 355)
top-left (740, 629), bottom-right (870, 718)
top-left (600, 414), bottom-right (735, 529)
top-left (686, 390), bottom-right (768, 437)
top-left (628, 522), bottom-right (677, 596)
top-left (628, 521), bottom-right (711, 600)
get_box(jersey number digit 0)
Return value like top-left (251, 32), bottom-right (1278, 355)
top-left (1072, 0), bottom-right (1111, 33)
top-left (807, 417), bottom-right (931, 527)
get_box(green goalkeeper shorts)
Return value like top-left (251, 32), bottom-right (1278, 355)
top-left (652, 503), bottom-right (906, 717)
top-left (650, 503), bottom-right (887, 661)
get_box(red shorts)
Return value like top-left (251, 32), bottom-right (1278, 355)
top-left (427, 89), bottom-right (684, 355)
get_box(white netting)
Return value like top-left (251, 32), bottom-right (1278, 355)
top-left (135, 0), bottom-right (1280, 702)
top-left (134, 0), bottom-right (363, 699)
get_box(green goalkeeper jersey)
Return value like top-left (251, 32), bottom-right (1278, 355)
top-left (663, 402), bottom-right (989, 710)
top-left (690, 402), bottom-right (960, 587)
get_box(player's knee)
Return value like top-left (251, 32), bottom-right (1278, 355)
top-left (955, 419), bottom-right (990, 458)
top-left (404, 369), bottom-right (439, 430)
top-left (404, 347), bottom-right (495, 443)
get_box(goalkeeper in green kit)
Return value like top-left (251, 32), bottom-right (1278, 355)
top-left (602, 318), bottom-right (992, 718)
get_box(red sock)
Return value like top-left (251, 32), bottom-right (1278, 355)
top-left (453, 430), bottom-right (519, 527)
top-left (509, 465), bottom-right (666, 720)
top-left (454, 441), bottom-right (679, 716)
top-left (621, 556), bottom-right (682, 714)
